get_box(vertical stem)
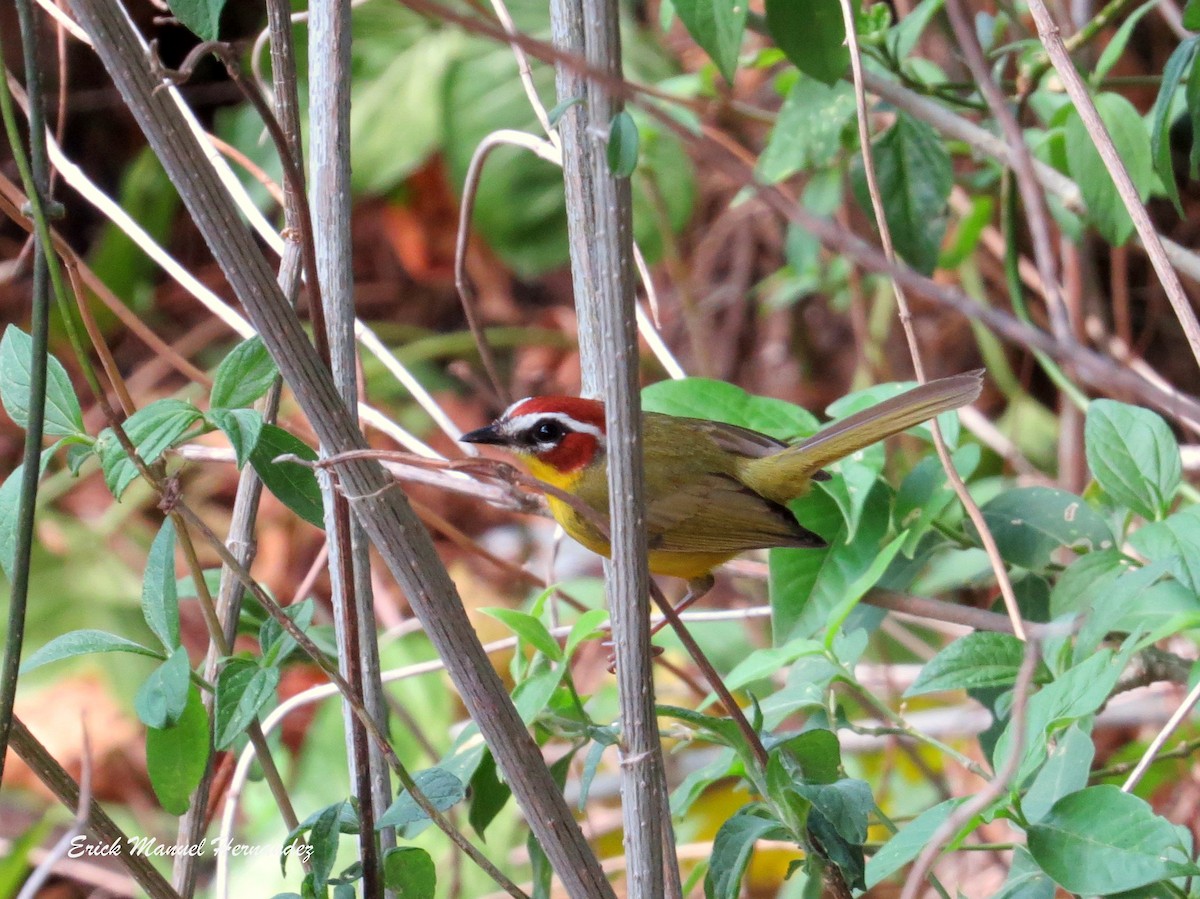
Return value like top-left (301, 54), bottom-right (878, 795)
top-left (309, 0), bottom-right (392, 890)
top-left (549, 0), bottom-right (679, 895)
top-left (0, 0), bottom-right (54, 786)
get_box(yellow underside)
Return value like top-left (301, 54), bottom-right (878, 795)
top-left (528, 458), bottom-right (736, 581)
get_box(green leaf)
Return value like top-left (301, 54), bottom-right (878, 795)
top-left (1027, 785), bottom-right (1200, 893)
top-left (20, 629), bottom-right (162, 673)
top-left (794, 778), bottom-right (873, 845)
top-left (99, 399), bottom-right (203, 498)
top-left (851, 113), bottom-right (953, 275)
top-left (211, 336), bottom-right (278, 409)
top-left (865, 798), bottom-right (965, 887)
top-left (780, 728), bottom-right (843, 785)
top-left (377, 768), bottom-right (466, 834)
top-left (993, 846), bottom-right (1055, 899)
top-left (467, 751), bottom-right (511, 839)
top-left (642, 377), bottom-right (819, 440)
top-left (769, 482), bottom-right (891, 642)
top-left (971, 486), bottom-right (1114, 570)
top-left (1074, 560), bottom-right (1175, 659)
top-left (895, 444), bottom-right (980, 554)
top-left (259, 598), bottom-right (316, 667)
top-left (383, 846), bottom-right (436, 898)
top-left (282, 802), bottom-right (359, 874)
top-left (1064, 93), bottom-right (1153, 246)
top-left (1085, 400), bottom-right (1180, 520)
top-left (214, 658), bottom-right (280, 750)
top-left (1094, 1), bottom-right (1159, 84)
top-left (142, 518), bottom-right (180, 652)
top-left (757, 77), bottom-right (856, 184)
top-left (808, 807), bottom-right (866, 890)
top-left (307, 801), bottom-right (344, 890)
top-left (512, 662), bottom-right (564, 725)
top-left (480, 607), bottom-right (562, 661)
top-left (145, 685), bottom-right (209, 815)
top-left (993, 645), bottom-right (1131, 782)
top-left (816, 459), bottom-right (879, 545)
top-left (564, 608), bottom-right (609, 658)
top-left (0, 325), bottom-right (85, 437)
top-left (0, 446), bottom-right (58, 580)
top-left (1150, 38), bottom-right (1198, 214)
top-left (765, 0), bottom-right (850, 86)
top-left (885, 0), bottom-right (940, 59)
top-left (1022, 723), bottom-right (1095, 823)
top-left (705, 805), bottom-right (790, 899)
top-left (1050, 548), bottom-right (1130, 617)
top-left (248, 424), bottom-right (325, 529)
top-left (208, 408), bottom-right (264, 469)
top-left (135, 645), bottom-right (192, 729)
top-left (1186, 0), bottom-right (1200, 28)
top-left (906, 632), bottom-right (1031, 696)
top-left (1128, 505), bottom-right (1200, 592)
top-left (674, 0), bottom-right (748, 83)
top-left (607, 111), bottom-right (640, 178)
top-left (165, 0), bottom-right (226, 40)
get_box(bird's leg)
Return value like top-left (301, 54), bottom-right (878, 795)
top-left (649, 574), bottom-right (715, 636)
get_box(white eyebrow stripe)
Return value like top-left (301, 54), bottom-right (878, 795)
top-left (504, 411), bottom-right (606, 443)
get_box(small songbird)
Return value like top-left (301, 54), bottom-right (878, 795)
top-left (461, 372), bottom-right (982, 608)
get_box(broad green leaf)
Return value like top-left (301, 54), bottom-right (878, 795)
top-left (1093, 0), bottom-right (1159, 84)
top-left (794, 778), bottom-right (873, 845)
top-left (769, 482), bottom-right (891, 643)
top-left (0, 325), bottom-right (85, 437)
top-left (674, 0), bottom-right (747, 84)
top-left (377, 768), bottom-right (466, 834)
top-left (971, 486), bottom-right (1114, 570)
top-left (259, 598), bottom-right (316, 667)
top-left (135, 645), bottom-right (192, 729)
top-left (307, 801), bottom-right (344, 890)
top-left (248, 424), bottom-right (325, 529)
top-left (641, 377), bottom-right (819, 441)
top-left (1064, 93), bottom-right (1153, 246)
top-left (823, 531), bottom-right (906, 646)
top-left (0, 446), bottom-right (58, 580)
top-left (98, 399), bottom-right (203, 498)
top-left (778, 727), bottom-right (842, 785)
top-left (480, 607), bottom-right (562, 661)
top-left (719, 638), bottom-right (824, 697)
top-left (705, 805), bottom-right (790, 899)
top-left (992, 846), bottom-right (1055, 899)
top-left (512, 662), bottom-right (564, 725)
top-left (383, 846), bottom-right (436, 898)
top-left (281, 802), bottom-right (359, 874)
top-left (1186, 0), bottom-right (1200, 29)
top-left (851, 113), bottom-right (952, 275)
top-left (816, 459), bottom-right (879, 545)
top-left (1074, 561), bottom-right (1176, 659)
top-left (865, 798), bottom-right (965, 887)
top-left (765, 0), bottom-right (849, 86)
top-left (809, 807), bottom-right (866, 890)
top-left (564, 608), bottom-right (610, 658)
top-left (166, 0), bottom-right (226, 40)
top-left (145, 685), bottom-right (209, 815)
top-left (607, 111), bottom-right (640, 178)
top-left (1150, 37), bottom-right (1198, 214)
top-left (993, 645), bottom-right (1131, 782)
top-left (214, 658), bottom-right (280, 750)
top-left (895, 444), bottom-right (980, 555)
top-left (756, 76), bottom-right (855, 183)
top-left (210, 336), bottom-right (278, 410)
top-left (886, 0), bottom-right (941, 60)
top-left (1050, 548), bottom-right (1129, 617)
top-left (142, 518), bottom-right (180, 652)
top-left (20, 630), bottom-right (161, 673)
top-left (208, 408), bottom-right (264, 469)
top-left (1027, 786), bottom-right (1199, 893)
top-left (467, 751), bottom-right (510, 839)
top-left (906, 632), bottom-right (1030, 696)
top-left (1127, 505), bottom-right (1200, 592)
top-left (1085, 400), bottom-right (1180, 520)
top-left (1022, 724), bottom-right (1095, 823)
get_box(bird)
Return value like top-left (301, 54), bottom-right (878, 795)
top-left (461, 371), bottom-right (983, 614)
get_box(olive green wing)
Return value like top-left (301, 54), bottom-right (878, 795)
top-left (645, 472), bottom-right (827, 553)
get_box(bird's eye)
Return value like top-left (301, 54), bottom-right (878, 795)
top-left (531, 419), bottom-right (565, 444)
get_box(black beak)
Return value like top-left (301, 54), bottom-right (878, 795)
top-left (461, 424), bottom-right (508, 446)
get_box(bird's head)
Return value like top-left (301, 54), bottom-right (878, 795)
top-left (461, 396), bottom-right (607, 475)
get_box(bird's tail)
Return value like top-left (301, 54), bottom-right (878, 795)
top-left (749, 371), bottom-right (984, 503)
